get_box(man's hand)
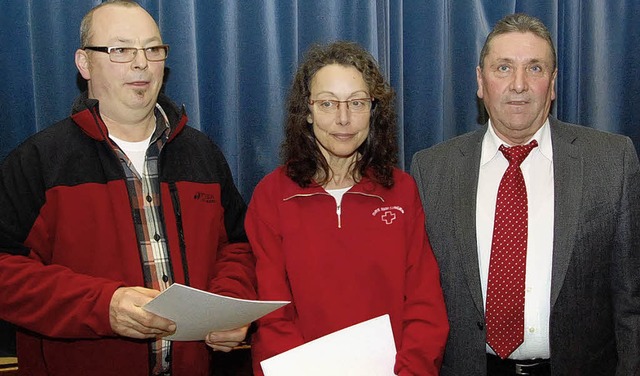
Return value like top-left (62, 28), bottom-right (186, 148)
top-left (205, 324), bottom-right (249, 352)
top-left (109, 286), bottom-right (176, 339)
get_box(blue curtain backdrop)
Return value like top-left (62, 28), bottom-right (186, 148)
top-left (1, 0), bottom-right (639, 202)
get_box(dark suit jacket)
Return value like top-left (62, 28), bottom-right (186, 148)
top-left (410, 118), bottom-right (640, 375)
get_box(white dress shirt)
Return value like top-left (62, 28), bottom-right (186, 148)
top-left (476, 119), bottom-right (554, 359)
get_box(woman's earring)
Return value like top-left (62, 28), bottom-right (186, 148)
top-left (307, 114), bottom-right (313, 124)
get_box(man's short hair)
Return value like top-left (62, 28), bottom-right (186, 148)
top-left (478, 13), bottom-right (556, 71)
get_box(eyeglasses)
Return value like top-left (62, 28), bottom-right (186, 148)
top-left (83, 45), bottom-right (169, 63)
top-left (309, 98), bottom-right (374, 113)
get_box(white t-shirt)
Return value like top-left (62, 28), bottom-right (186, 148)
top-left (109, 134), bottom-right (153, 176)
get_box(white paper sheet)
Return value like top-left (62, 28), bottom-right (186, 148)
top-left (143, 283), bottom-right (289, 341)
top-left (260, 314), bottom-right (397, 376)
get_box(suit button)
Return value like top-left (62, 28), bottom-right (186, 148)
top-left (477, 322), bottom-right (484, 330)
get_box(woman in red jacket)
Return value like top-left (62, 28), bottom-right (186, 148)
top-left (246, 41), bottom-right (449, 376)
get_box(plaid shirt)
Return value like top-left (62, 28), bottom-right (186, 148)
top-left (109, 104), bottom-right (173, 375)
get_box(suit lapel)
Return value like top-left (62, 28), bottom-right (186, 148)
top-left (454, 120), bottom-right (582, 313)
top-left (549, 119), bottom-right (582, 308)
top-left (454, 128), bottom-right (486, 314)
top-left (455, 120), bottom-right (582, 313)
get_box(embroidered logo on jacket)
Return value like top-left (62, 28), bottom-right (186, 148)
top-left (371, 206), bottom-right (405, 224)
top-left (194, 192), bottom-right (216, 203)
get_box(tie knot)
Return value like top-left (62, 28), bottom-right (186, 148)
top-left (499, 140), bottom-right (538, 167)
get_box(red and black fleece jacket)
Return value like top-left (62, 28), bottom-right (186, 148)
top-left (0, 93), bottom-right (256, 375)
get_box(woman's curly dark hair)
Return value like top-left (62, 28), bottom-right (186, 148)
top-left (282, 40), bottom-right (398, 188)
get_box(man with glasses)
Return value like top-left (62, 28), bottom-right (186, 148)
top-left (0, 1), bottom-right (255, 375)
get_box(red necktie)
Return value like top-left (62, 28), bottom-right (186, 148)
top-left (485, 140), bottom-right (538, 359)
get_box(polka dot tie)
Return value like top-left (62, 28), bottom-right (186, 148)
top-left (485, 140), bottom-right (538, 359)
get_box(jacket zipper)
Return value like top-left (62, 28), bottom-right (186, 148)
top-left (169, 182), bottom-right (190, 286)
top-left (284, 191), bottom-right (384, 229)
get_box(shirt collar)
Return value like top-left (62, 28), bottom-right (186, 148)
top-left (151, 103), bottom-right (171, 143)
top-left (481, 118), bottom-right (553, 166)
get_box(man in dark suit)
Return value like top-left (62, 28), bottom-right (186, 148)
top-left (411, 13), bottom-right (640, 376)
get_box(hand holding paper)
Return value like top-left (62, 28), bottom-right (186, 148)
top-left (143, 283), bottom-right (289, 341)
top-left (110, 286), bottom-right (176, 339)
top-left (205, 324), bottom-right (250, 352)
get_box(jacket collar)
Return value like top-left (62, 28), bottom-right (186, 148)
top-left (70, 92), bottom-right (188, 142)
top-left (279, 166), bottom-right (387, 202)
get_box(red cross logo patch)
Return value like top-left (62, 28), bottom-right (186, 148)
top-left (371, 206), bottom-right (405, 225)
top-left (381, 211), bottom-right (397, 224)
